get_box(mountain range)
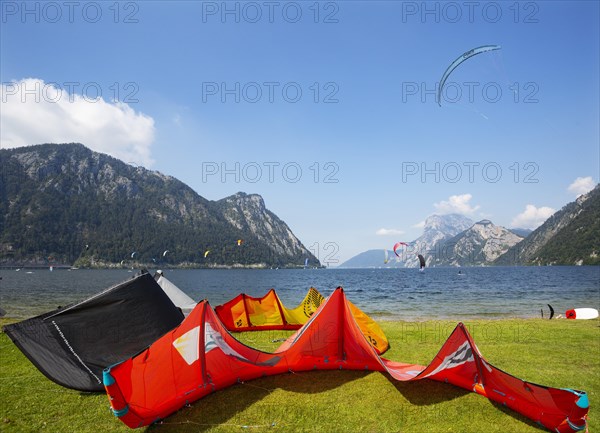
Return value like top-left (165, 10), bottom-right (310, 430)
top-left (2, 143), bottom-right (597, 269)
top-left (0, 143), bottom-right (318, 268)
top-left (431, 219), bottom-right (523, 267)
top-left (403, 214), bottom-right (474, 268)
top-left (339, 185), bottom-right (599, 268)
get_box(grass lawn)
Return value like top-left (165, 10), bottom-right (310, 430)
top-left (1, 318), bottom-right (598, 433)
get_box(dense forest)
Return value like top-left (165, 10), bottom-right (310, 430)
top-left (0, 144), bottom-right (318, 268)
top-left (495, 184), bottom-right (600, 266)
top-left (532, 187), bottom-right (600, 265)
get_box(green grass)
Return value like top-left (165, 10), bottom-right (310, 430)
top-left (1, 318), bottom-right (598, 433)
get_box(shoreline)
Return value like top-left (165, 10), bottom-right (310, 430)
top-left (0, 314), bottom-right (581, 326)
top-left (0, 263), bottom-right (325, 270)
top-left (2, 267), bottom-right (597, 323)
top-left (3, 263), bottom-right (600, 269)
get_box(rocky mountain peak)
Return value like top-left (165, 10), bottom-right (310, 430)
top-left (216, 192), bottom-right (305, 258)
top-left (402, 214), bottom-right (474, 267)
top-left (223, 192), bottom-right (266, 211)
top-left (423, 214), bottom-right (474, 234)
top-left (431, 219), bottom-right (523, 266)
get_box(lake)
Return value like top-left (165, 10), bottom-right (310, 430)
top-left (0, 267), bottom-right (598, 321)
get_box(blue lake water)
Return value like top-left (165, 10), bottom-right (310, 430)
top-left (0, 267), bottom-right (598, 321)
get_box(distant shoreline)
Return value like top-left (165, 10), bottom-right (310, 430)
top-left (0, 263), bottom-right (324, 270)
top-left (2, 263), bottom-right (598, 270)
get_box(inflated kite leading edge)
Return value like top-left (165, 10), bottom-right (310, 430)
top-left (104, 288), bottom-right (588, 432)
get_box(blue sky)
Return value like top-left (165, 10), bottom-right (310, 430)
top-left (1, 1), bottom-right (598, 264)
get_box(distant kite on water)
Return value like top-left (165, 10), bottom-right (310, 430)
top-left (438, 45), bottom-right (501, 106)
top-left (418, 254), bottom-right (426, 271)
top-left (393, 242), bottom-right (408, 258)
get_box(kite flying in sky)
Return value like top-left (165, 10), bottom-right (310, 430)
top-left (438, 45), bottom-right (501, 106)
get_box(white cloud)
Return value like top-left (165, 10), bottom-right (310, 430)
top-left (1, 78), bottom-right (155, 166)
top-left (375, 228), bottom-right (405, 236)
top-left (511, 205), bottom-right (555, 230)
top-left (433, 193), bottom-right (480, 215)
top-left (412, 221), bottom-right (425, 229)
top-left (567, 176), bottom-right (595, 197)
